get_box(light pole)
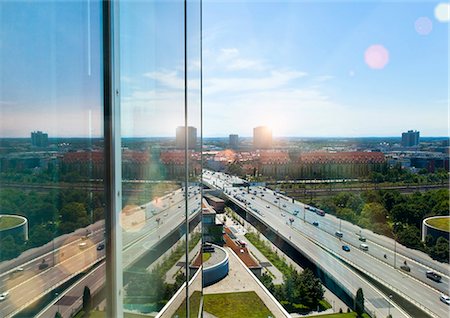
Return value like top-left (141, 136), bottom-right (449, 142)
top-left (388, 294), bottom-right (393, 317)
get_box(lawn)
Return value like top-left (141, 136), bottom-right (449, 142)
top-left (313, 312), bottom-right (371, 318)
top-left (74, 310), bottom-right (154, 318)
top-left (427, 217), bottom-right (450, 232)
top-left (204, 291), bottom-right (274, 318)
top-left (0, 215), bottom-right (22, 230)
top-left (173, 291), bottom-right (274, 318)
top-left (203, 252), bottom-right (212, 262)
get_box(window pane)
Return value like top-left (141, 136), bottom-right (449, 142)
top-left (0, 1), bottom-right (104, 318)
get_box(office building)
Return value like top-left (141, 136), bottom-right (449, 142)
top-left (229, 134), bottom-right (239, 149)
top-left (176, 126), bottom-right (197, 149)
top-left (31, 131), bottom-right (48, 147)
top-left (401, 130), bottom-right (420, 147)
top-left (253, 126), bottom-right (272, 149)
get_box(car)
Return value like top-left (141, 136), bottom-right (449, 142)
top-left (400, 264), bottom-right (411, 272)
top-left (440, 294), bottom-right (450, 305)
top-left (312, 221), bottom-right (319, 226)
top-left (266, 205), bottom-right (270, 208)
top-left (281, 213), bottom-right (286, 217)
top-left (38, 261), bottom-right (49, 270)
top-left (359, 243), bottom-right (369, 251)
top-left (0, 291), bottom-right (9, 301)
top-left (342, 245), bottom-right (350, 252)
top-left (97, 243), bottom-right (105, 251)
top-left (78, 242), bottom-right (88, 249)
top-left (282, 204), bottom-right (287, 208)
top-left (359, 236), bottom-right (366, 242)
top-left (335, 231), bottom-right (343, 238)
top-left (426, 270), bottom-right (442, 282)
top-left (15, 267), bottom-right (24, 272)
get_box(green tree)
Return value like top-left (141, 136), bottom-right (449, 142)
top-left (0, 236), bottom-right (21, 261)
top-left (299, 268), bottom-right (324, 308)
top-left (82, 286), bottom-right (92, 317)
top-left (396, 225), bottom-right (422, 250)
top-left (54, 312), bottom-right (62, 318)
top-left (354, 288), bottom-right (364, 318)
top-left (260, 272), bottom-right (275, 294)
top-left (429, 237), bottom-right (449, 263)
top-left (28, 225), bottom-right (53, 248)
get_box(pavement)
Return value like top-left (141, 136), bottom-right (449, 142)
top-left (221, 210), bottom-right (349, 314)
top-left (204, 246), bottom-right (289, 318)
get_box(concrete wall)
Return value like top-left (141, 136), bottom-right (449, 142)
top-left (0, 215), bottom-right (28, 241)
top-left (422, 216), bottom-right (450, 242)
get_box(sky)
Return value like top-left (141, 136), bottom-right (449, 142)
top-left (0, 0), bottom-right (449, 138)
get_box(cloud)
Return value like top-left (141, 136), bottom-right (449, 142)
top-left (205, 70), bottom-right (307, 95)
top-left (215, 47), bottom-right (267, 71)
top-left (314, 75), bottom-right (334, 82)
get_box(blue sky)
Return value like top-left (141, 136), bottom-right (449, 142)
top-left (0, 1), bottom-right (448, 138)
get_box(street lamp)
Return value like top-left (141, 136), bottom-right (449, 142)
top-left (388, 294), bottom-right (393, 317)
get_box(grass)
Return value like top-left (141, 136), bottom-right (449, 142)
top-left (203, 252), bottom-right (212, 262)
top-left (312, 313), bottom-right (371, 318)
top-left (74, 310), bottom-right (154, 318)
top-left (0, 215), bottom-right (22, 230)
top-left (204, 291), bottom-right (274, 318)
top-left (426, 217), bottom-right (450, 232)
top-left (173, 290), bottom-right (202, 318)
top-left (245, 232), bottom-right (292, 277)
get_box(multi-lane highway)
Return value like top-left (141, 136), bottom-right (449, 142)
top-left (204, 170), bottom-right (450, 318)
top-left (0, 186), bottom-right (202, 318)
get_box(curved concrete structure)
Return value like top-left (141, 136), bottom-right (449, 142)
top-left (0, 214), bottom-right (28, 241)
top-left (422, 216), bottom-right (450, 242)
top-left (202, 244), bottom-right (229, 286)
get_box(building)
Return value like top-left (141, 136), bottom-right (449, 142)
top-left (176, 126), bottom-right (197, 149)
top-left (253, 126), bottom-right (272, 149)
top-left (229, 134), bottom-right (239, 149)
top-left (31, 131), bottom-right (49, 147)
top-left (401, 130), bottom-right (420, 147)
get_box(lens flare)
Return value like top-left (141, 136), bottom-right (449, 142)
top-left (415, 17), bottom-right (433, 35)
top-left (435, 3), bottom-right (450, 22)
top-left (364, 45), bottom-right (389, 70)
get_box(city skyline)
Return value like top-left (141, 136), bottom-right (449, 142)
top-left (0, 1), bottom-right (448, 138)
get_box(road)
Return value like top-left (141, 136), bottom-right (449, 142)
top-left (204, 170), bottom-right (450, 318)
top-left (0, 185), bottom-right (202, 318)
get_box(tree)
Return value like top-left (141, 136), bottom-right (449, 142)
top-left (299, 268), bottom-right (324, 309)
top-left (260, 272), bottom-right (275, 294)
top-left (429, 237), bottom-right (449, 263)
top-left (396, 225), bottom-right (423, 250)
top-left (0, 236), bottom-right (21, 261)
top-left (354, 288), bottom-right (364, 318)
top-left (54, 312), bottom-right (62, 318)
top-left (28, 225), bottom-right (53, 248)
top-left (82, 286), bottom-right (92, 317)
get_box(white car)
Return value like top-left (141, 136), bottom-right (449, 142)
top-left (0, 291), bottom-right (9, 301)
top-left (440, 294), bottom-right (450, 305)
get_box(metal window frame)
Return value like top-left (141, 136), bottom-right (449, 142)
top-left (103, 1), bottom-right (123, 317)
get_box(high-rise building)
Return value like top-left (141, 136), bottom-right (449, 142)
top-left (31, 131), bottom-right (48, 147)
top-left (176, 126), bottom-right (197, 149)
top-left (401, 130), bottom-right (420, 147)
top-left (253, 126), bottom-right (272, 149)
top-left (229, 134), bottom-right (239, 149)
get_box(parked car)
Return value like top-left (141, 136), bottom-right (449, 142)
top-left (342, 245), bottom-right (350, 252)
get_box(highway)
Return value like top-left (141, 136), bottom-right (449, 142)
top-left (204, 170), bottom-right (450, 318)
top-left (0, 186), bottom-right (202, 318)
